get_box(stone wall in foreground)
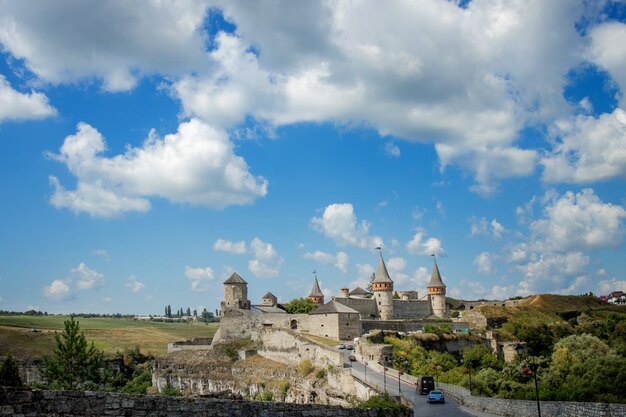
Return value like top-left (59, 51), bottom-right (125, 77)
top-left (438, 382), bottom-right (626, 417)
top-left (0, 388), bottom-right (412, 417)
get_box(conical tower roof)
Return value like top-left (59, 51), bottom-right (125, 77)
top-left (372, 253), bottom-right (393, 284)
top-left (309, 275), bottom-right (324, 298)
top-left (224, 272), bottom-right (247, 284)
top-left (428, 258), bottom-right (446, 288)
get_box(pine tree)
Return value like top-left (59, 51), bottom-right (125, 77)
top-left (42, 316), bottom-right (103, 390)
top-left (0, 353), bottom-right (23, 387)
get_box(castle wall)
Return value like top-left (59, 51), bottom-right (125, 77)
top-left (333, 297), bottom-right (378, 319)
top-left (373, 290), bottom-right (393, 320)
top-left (307, 312), bottom-right (360, 341)
top-left (392, 299), bottom-right (432, 319)
top-left (258, 328), bottom-right (345, 368)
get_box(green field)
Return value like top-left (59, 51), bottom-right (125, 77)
top-left (0, 315), bottom-right (219, 359)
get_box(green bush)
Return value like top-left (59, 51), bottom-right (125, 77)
top-left (358, 393), bottom-right (409, 411)
top-left (161, 383), bottom-right (182, 396)
top-left (254, 391), bottom-right (274, 401)
top-left (316, 369), bottom-right (326, 379)
top-left (0, 354), bottom-right (22, 387)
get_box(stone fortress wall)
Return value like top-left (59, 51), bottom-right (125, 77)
top-left (392, 299), bottom-right (432, 318)
top-left (0, 388), bottom-right (412, 417)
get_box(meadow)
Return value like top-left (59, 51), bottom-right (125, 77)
top-left (0, 315), bottom-right (219, 358)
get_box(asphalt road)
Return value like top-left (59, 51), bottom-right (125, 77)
top-left (343, 349), bottom-right (476, 417)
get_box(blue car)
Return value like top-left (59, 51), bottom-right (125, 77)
top-left (427, 390), bottom-right (445, 404)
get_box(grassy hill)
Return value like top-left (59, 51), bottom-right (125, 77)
top-left (0, 315), bottom-right (219, 359)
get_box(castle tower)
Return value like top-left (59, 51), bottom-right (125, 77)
top-left (221, 272), bottom-right (250, 315)
top-left (427, 258), bottom-right (447, 318)
top-left (308, 273), bottom-right (325, 304)
top-left (372, 253), bottom-right (394, 320)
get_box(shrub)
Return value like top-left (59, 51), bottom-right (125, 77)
top-left (316, 369), bottom-right (326, 379)
top-left (161, 383), bottom-right (182, 396)
top-left (358, 393), bottom-right (409, 411)
top-left (0, 354), bottom-right (22, 387)
top-left (254, 391), bottom-right (274, 401)
top-left (298, 359), bottom-right (313, 376)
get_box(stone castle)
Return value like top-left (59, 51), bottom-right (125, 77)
top-left (217, 253), bottom-right (449, 341)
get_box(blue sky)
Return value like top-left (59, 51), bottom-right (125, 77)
top-left (1, 0), bottom-right (625, 315)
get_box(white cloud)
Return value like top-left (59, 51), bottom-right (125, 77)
top-left (72, 262), bottom-right (104, 290)
top-left (310, 203), bottom-right (382, 249)
top-left (350, 263), bottom-right (375, 290)
top-left (384, 142), bottom-right (400, 157)
top-left (587, 21), bottom-right (626, 108)
top-left (335, 251), bottom-right (349, 274)
top-left (185, 266), bottom-right (214, 292)
top-left (213, 239), bottom-right (247, 254)
top-left (172, 1), bottom-right (590, 193)
top-left (92, 249), bottom-right (110, 260)
top-left (248, 237), bottom-right (283, 278)
top-left (49, 119), bottom-right (268, 217)
top-left (530, 189), bottom-right (626, 251)
top-left (542, 109), bottom-right (626, 183)
top-left (473, 252), bottom-right (498, 275)
top-left (302, 250), bottom-right (349, 274)
top-left (406, 229), bottom-right (444, 256)
top-left (514, 251), bottom-right (590, 296)
top-left (44, 279), bottom-right (71, 301)
top-left (598, 278), bottom-right (626, 295)
top-left (0, 75), bottom-right (56, 122)
top-left (470, 217), bottom-right (507, 239)
top-left (0, 1), bottom-right (209, 91)
top-left (491, 219), bottom-right (506, 238)
top-left (125, 275), bottom-right (145, 294)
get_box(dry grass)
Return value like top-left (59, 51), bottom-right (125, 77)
top-left (0, 316), bottom-right (219, 359)
top-left (300, 334), bottom-right (340, 346)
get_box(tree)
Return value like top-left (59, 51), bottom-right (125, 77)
top-left (0, 353), bottom-right (22, 387)
top-left (186, 307), bottom-right (191, 317)
top-left (42, 316), bottom-right (104, 390)
top-left (283, 298), bottom-right (318, 314)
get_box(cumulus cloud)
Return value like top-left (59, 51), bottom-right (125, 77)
top-left (0, 75), bottom-right (56, 122)
top-left (0, 1), bottom-right (209, 91)
top-left (248, 237), bottom-right (283, 278)
top-left (302, 250), bottom-right (349, 274)
top-left (3, 2), bottom-right (621, 192)
top-left (598, 278), bottom-right (626, 294)
top-left (172, 1), bottom-right (589, 192)
top-left (406, 229), bottom-right (444, 256)
top-left (473, 252), bottom-right (498, 275)
top-left (185, 266), bottom-right (214, 292)
top-left (470, 217), bottom-right (507, 239)
top-left (384, 142), bottom-right (401, 157)
top-left (44, 279), bottom-right (71, 300)
top-left (587, 21), bottom-right (626, 108)
top-left (213, 239), bottom-right (247, 254)
top-left (530, 188), bottom-right (626, 251)
top-left (350, 263), bottom-right (375, 290)
top-left (49, 119), bottom-right (267, 217)
top-left (126, 275), bottom-right (145, 294)
top-left (310, 203), bottom-right (382, 249)
top-left (542, 109), bottom-right (626, 183)
top-left (72, 262), bottom-right (104, 290)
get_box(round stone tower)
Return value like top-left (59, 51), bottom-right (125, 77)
top-left (372, 253), bottom-right (394, 320)
top-left (427, 258), bottom-right (447, 318)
